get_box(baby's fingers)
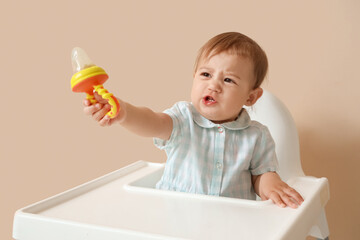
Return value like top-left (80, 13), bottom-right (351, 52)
top-left (92, 104), bottom-right (111, 122)
top-left (83, 99), bottom-right (91, 107)
top-left (273, 187), bottom-right (303, 209)
top-left (84, 102), bottom-right (102, 116)
top-left (94, 92), bottom-right (110, 104)
top-left (269, 189), bottom-right (302, 209)
top-left (99, 115), bottom-right (111, 127)
top-left (268, 192), bottom-right (286, 208)
top-left (284, 187), bottom-right (304, 206)
top-left (279, 192), bottom-right (299, 209)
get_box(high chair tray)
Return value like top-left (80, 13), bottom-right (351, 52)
top-left (13, 161), bottom-right (329, 240)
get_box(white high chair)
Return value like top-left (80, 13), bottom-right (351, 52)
top-left (246, 90), bottom-right (330, 239)
top-left (13, 90), bottom-right (330, 240)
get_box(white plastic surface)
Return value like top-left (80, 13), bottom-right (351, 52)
top-left (13, 161), bottom-right (329, 240)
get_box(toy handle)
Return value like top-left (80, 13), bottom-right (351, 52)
top-left (91, 85), bottom-right (120, 118)
top-left (86, 93), bottom-right (98, 104)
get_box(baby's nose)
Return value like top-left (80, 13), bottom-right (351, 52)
top-left (208, 79), bottom-right (222, 92)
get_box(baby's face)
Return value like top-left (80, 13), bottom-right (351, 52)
top-left (191, 51), bottom-right (260, 123)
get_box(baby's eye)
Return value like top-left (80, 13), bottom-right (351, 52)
top-left (201, 72), bottom-right (211, 78)
top-left (224, 78), bottom-right (235, 84)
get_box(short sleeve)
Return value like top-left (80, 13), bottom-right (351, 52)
top-left (250, 125), bottom-right (279, 175)
top-left (153, 102), bottom-right (187, 150)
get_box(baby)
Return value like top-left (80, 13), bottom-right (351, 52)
top-left (84, 32), bottom-right (303, 208)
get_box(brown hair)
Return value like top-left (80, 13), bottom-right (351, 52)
top-left (194, 32), bottom-right (268, 89)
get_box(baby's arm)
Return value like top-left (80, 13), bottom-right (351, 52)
top-left (83, 92), bottom-right (173, 140)
top-left (252, 172), bottom-right (304, 208)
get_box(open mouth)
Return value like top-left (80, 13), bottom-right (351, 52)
top-left (203, 96), bottom-right (216, 104)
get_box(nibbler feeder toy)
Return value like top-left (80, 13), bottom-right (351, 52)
top-left (70, 47), bottom-right (120, 118)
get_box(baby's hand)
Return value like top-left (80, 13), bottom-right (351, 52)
top-left (253, 172), bottom-right (304, 209)
top-left (83, 92), bottom-right (125, 126)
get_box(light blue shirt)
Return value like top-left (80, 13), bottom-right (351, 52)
top-left (154, 101), bottom-right (278, 200)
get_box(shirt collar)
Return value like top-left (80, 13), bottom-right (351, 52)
top-left (190, 103), bottom-right (251, 130)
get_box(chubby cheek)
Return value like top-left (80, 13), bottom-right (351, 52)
top-left (224, 94), bottom-right (246, 113)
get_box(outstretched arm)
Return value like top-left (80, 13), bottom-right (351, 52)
top-left (83, 92), bottom-right (173, 140)
top-left (252, 172), bottom-right (304, 208)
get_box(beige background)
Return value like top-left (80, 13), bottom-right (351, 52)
top-left (1, 0), bottom-right (359, 239)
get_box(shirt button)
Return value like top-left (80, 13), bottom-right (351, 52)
top-left (217, 126), bottom-right (224, 133)
top-left (216, 162), bottom-right (222, 169)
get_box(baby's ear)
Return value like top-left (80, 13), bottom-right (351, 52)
top-left (245, 88), bottom-right (263, 106)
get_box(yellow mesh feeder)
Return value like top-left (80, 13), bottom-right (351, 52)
top-left (70, 47), bottom-right (120, 118)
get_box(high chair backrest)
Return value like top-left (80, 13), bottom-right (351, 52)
top-left (246, 90), bottom-right (305, 181)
